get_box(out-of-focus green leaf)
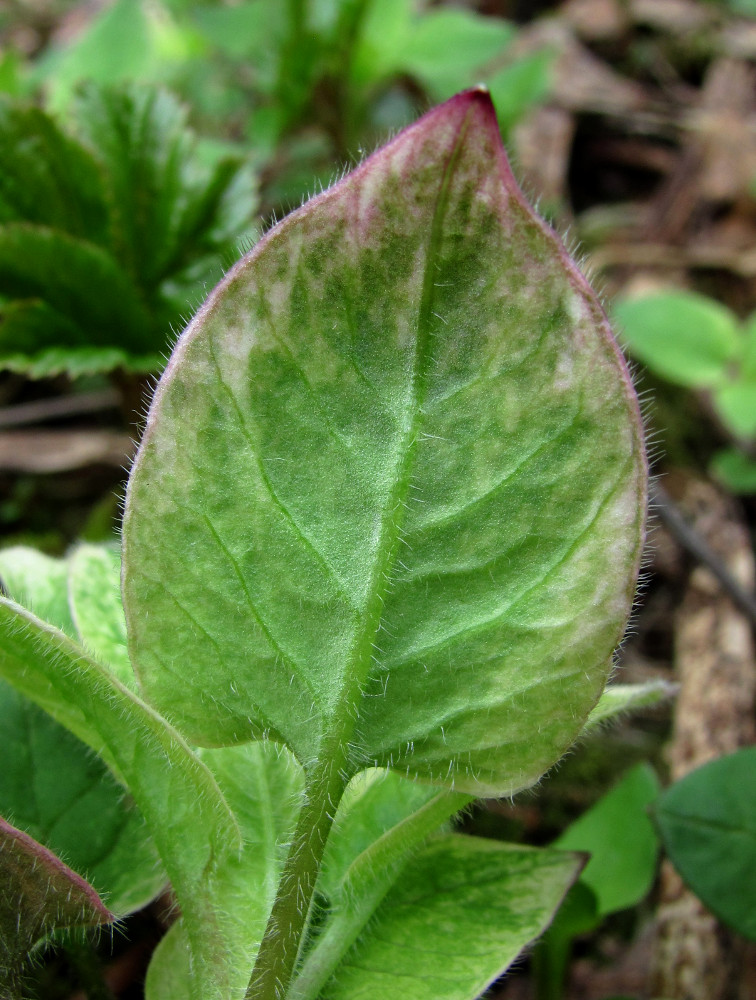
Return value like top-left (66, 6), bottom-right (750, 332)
top-left (0, 815), bottom-right (113, 1000)
top-left (584, 680), bottom-right (677, 731)
top-left (0, 223), bottom-right (154, 351)
top-left (487, 49), bottom-right (554, 135)
top-left (399, 9), bottom-right (515, 99)
top-left (38, 0), bottom-right (156, 110)
top-left (533, 765), bottom-right (661, 1000)
top-left (711, 447), bottom-right (756, 494)
top-left (654, 747), bottom-right (756, 940)
top-left (613, 291), bottom-right (741, 387)
top-left (714, 380), bottom-right (756, 438)
top-left (556, 763), bottom-right (660, 917)
top-left (0, 98), bottom-right (108, 240)
top-left (0, 84), bottom-right (256, 379)
top-left (532, 881), bottom-right (598, 1000)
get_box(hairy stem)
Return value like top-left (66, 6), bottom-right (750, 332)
top-left (245, 755), bottom-right (348, 1000)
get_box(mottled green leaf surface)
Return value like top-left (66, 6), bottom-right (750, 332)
top-left (124, 88), bottom-right (645, 799)
top-left (318, 835), bottom-right (582, 1000)
top-left (0, 815), bottom-right (112, 999)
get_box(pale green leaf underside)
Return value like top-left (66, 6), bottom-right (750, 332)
top-left (320, 834), bottom-right (581, 1000)
top-left (124, 89), bottom-right (645, 796)
top-left (584, 680), bottom-right (677, 731)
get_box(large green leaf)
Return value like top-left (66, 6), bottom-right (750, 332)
top-left (654, 747), bottom-right (756, 940)
top-left (319, 834), bottom-right (582, 1000)
top-left (0, 816), bottom-right (113, 1000)
top-left (123, 88), bottom-right (645, 797)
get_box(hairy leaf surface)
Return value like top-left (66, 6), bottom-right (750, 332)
top-left (319, 835), bottom-right (581, 1000)
top-left (0, 599), bottom-right (242, 999)
top-left (124, 89), bottom-right (645, 798)
top-left (0, 816), bottom-right (112, 999)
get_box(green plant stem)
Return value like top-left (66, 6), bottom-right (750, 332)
top-left (245, 755), bottom-right (348, 1000)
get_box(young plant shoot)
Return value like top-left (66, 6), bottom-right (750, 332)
top-left (0, 89), bottom-right (647, 1000)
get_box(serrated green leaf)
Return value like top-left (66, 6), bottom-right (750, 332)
top-left (0, 97), bottom-right (108, 240)
top-left (0, 223), bottom-right (154, 353)
top-left (319, 835), bottom-right (582, 1000)
top-left (0, 815), bottom-right (113, 999)
top-left (123, 89), bottom-right (645, 799)
top-left (613, 291), bottom-right (741, 388)
top-left (654, 747), bottom-right (756, 940)
top-left (0, 599), bottom-right (243, 1000)
top-left (73, 84), bottom-right (213, 290)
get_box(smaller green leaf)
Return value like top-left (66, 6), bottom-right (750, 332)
top-left (486, 49), bottom-right (554, 136)
top-left (613, 291), bottom-right (741, 387)
top-left (556, 764), bottom-right (660, 917)
top-left (710, 447), bottom-right (756, 494)
top-left (713, 380), bottom-right (756, 438)
top-left (320, 835), bottom-right (582, 1000)
top-left (0, 815), bottom-right (112, 999)
top-left (0, 546), bottom-right (73, 633)
top-left (0, 680), bottom-right (165, 915)
top-left (583, 680), bottom-right (677, 732)
top-left (0, 598), bottom-right (243, 1000)
top-left (68, 544), bottom-right (135, 690)
top-left (654, 747), bottom-right (756, 940)
top-left (292, 774), bottom-right (470, 1000)
top-left (400, 10), bottom-right (515, 99)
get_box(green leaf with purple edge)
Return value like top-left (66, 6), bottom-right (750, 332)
top-left (0, 815), bottom-right (113, 999)
top-left (122, 88), bottom-right (645, 1000)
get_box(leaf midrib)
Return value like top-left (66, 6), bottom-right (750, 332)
top-left (323, 109), bottom-right (476, 772)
